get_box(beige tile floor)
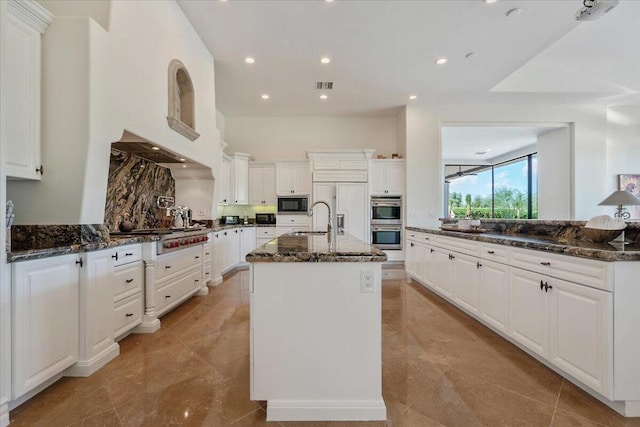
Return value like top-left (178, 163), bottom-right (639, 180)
top-left (9, 268), bottom-right (640, 427)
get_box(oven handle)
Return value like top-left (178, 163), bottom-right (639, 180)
top-left (372, 226), bottom-right (402, 231)
top-left (371, 202), bottom-right (402, 207)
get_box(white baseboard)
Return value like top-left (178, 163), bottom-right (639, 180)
top-left (9, 373), bottom-right (63, 410)
top-left (132, 318), bottom-right (161, 334)
top-left (64, 343), bottom-right (119, 377)
top-left (196, 286), bottom-right (209, 296)
top-left (266, 399), bottom-right (386, 422)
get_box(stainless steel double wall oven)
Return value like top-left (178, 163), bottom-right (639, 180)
top-left (371, 196), bottom-right (402, 250)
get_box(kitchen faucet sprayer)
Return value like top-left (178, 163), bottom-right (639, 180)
top-left (308, 200), bottom-right (333, 243)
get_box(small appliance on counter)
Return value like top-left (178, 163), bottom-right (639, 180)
top-left (222, 215), bottom-right (241, 225)
top-left (255, 213), bottom-right (276, 225)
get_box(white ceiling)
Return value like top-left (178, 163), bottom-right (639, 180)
top-left (177, 0), bottom-right (640, 117)
top-left (442, 126), bottom-right (563, 162)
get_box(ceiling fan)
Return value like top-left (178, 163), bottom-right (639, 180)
top-left (454, 166), bottom-right (477, 177)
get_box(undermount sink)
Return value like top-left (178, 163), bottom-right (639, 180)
top-left (288, 231), bottom-right (328, 236)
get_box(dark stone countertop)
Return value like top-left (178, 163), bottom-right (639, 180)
top-left (407, 226), bottom-right (640, 262)
top-left (7, 235), bottom-right (160, 263)
top-left (246, 232), bottom-right (387, 263)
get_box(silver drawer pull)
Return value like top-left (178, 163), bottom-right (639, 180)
top-left (540, 262), bottom-right (551, 266)
top-left (125, 279), bottom-right (134, 283)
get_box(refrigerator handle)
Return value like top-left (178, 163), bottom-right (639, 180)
top-left (337, 214), bottom-right (345, 235)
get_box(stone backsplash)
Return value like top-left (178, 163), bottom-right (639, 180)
top-left (104, 149), bottom-right (175, 232)
top-left (10, 224), bottom-right (109, 251)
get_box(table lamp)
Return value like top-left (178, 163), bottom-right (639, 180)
top-left (598, 190), bottom-right (640, 245)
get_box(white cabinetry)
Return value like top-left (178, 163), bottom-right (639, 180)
top-left (203, 241), bottom-right (213, 283)
top-left (276, 161), bottom-right (311, 195)
top-left (256, 227), bottom-right (276, 247)
top-left (231, 153), bottom-right (251, 205)
top-left (219, 155), bottom-right (232, 204)
top-left (240, 227), bottom-right (256, 261)
top-left (312, 182), bottom-right (368, 242)
top-left (406, 232), bottom-right (614, 399)
top-left (12, 254), bottom-right (79, 399)
top-left (154, 246), bottom-right (203, 316)
top-left (249, 164), bottom-right (276, 205)
top-left (3, 0), bottom-right (52, 180)
top-left (111, 245), bottom-right (143, 340)
top-left (370, 160), bottom-right (404, 196)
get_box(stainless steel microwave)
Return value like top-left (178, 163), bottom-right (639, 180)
top-left (277, 196), bottom-right (309, 214)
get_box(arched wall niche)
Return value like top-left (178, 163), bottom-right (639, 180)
top-left (167, 59), bottom-right (200, 141)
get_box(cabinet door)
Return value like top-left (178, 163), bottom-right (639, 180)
top-left (336, 182), bottom-right (368, 242)
top-left (276, 166), bottom-right (293, 195)
top-left (431, 247), bottom-right (454, 298)
top-left (453, 252), bottom-right (480, 315)
top-left (226, 228), bottom-right (241, 269)
top-left (370, 164), bottom-right (386, 195)
top-left (233, 156), bottom-right (249, 204)
top-left (79, 250), bottom-right (115, 363)
top-left (248, 166), bottom-right (264, 205)
top-left (213, 232), bottom-right (224, 278)
top-left (478, 259), bottom-right (509, 333)
top-left (385, 163), bottom-right (405, 195)
top-left (12, 254), bottom-right (79, 398)
top-left (292, 164), bottom-right (311, 195)
top-left (406, 241), bottom-right (418, 277)
top-left (5, 13), bottom-right (42, 180)
top-left (549, 278), bottom-right (612, 397)
top-left (240, 227), bottom-right (257, 260)
top-left (263, 166), bottom-right (276, 204)
top-left (508, 268), bottom-right (549, 358)
top-left (219, 156), bottom-right (231, 204)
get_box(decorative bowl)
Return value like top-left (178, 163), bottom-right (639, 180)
top-left (582, 227), bottom-right (624, 243)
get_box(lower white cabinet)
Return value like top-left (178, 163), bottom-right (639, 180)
top-left (478, 259), bottom-right (509, 333)
top-left (155, 246), bottom-right (203, 316)
top-left (240, 227), bottom-right (256, 261)
top-left (113, 293), bottom-right (144, 339)
top-left (203, 242), bottom-right (213, 283)
top-left (406, 233), bottom-right (614, 399)
top-left (112, 245), bottom-right (143, 339)
top-left (12, 254), bottom-right (80, 399)
top-left (256, 226), bottom-right (276, 247)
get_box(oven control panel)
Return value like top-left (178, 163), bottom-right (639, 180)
top-left (159, 234), bottom-right (209, 254)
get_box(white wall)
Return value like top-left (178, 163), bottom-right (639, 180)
top-left (607, 105), bottom-right (640, 189)
top-left (404, 103), bottom-right (609, 225)
top-left (37, 0), bottom-right (110, 30)
top-left (537, 127), bottom-right (571, 219)
top-left (7, 1), bottom-right (222, 224)
top-left (224, 116), bottom-right (398, 162)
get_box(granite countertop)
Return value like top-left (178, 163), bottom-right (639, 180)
top-left (407, 226), bottom-right (640, 262)
top-left (7, 235), bottom-right (161, 263)
top-left (246, 232), bottom-right (387, 262)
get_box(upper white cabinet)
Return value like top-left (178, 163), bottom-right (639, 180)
top-left (276, 161), bottom-right (311, 195)
top-left (3, 0), bottom-right (52, 180)
top-left (370, 160), bottom-right (404, 196)
top-left (249, 163), bottom-right (276, 205)
top-left (219, 155), bottom-right (232, 204)
top-left (232, 153), bottom-right (251, 204)
top-left (12, 254), bottom-right (80, 399)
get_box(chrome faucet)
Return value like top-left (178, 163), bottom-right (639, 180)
top-left (308, 200), bottom-right (332, 242)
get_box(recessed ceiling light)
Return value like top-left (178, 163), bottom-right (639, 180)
top-left (320, 57), bottom-right (331, 64)
top-left (483, 0), bottom-right (498, 4)
top-left (261, 94), bottom-right (269, 100)
top-left (506, 8), bottom-right (522, 17)
top-left (435, 57), bottom-right (448, 65)
top-left (151, 146), bottom-right (160, 151)
top-left (465, 52), bottom-right (476, 59)
top-left (179, 158), bottom-right (186, 162)
top-left (320, 94), bottom-right (328, 100)
top-left (245, 57), bottom-right (255, 64)
top-left (409, 95), bottom-right (417, 100)
top-left (182, 165), bottom-right (187, 168)
top-left (325, 0), bottom-right (334, 2)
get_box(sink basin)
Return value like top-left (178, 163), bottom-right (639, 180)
top-left (288, 231), bottom-right (328, 236)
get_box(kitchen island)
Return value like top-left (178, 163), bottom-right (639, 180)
top-left (246, 232), bottom-right (387, 422)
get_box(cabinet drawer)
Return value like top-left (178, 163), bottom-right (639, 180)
top-left (480, 243), bottom-right (510, 263)
top-left (277, 216), bottom-right (310, 226)
top-left (511, 248), bottom-right (611, 291)
top-left (113, 244), bottom-right (142, 267)
top-left (155, 246), bottom-right (203, 281)
top-left (113, 293), bottom-right (143, 339)
top-left (113, 261), bottom-right (143, 302)
top-left (256, 227), bottom-right (276, 238)
top-left (203, 243), bottom-right (213, 264)
top-left (406, 231), bottom-right (438, 244)
top-left (155, 269), bottom-right (202, 314)
top-left (436, 235), bottom-right (479, 257)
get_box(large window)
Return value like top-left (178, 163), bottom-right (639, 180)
top-left (446, 154), bottom-right (537, 219)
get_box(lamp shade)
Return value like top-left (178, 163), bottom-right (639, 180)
top-left (598, 190), bottom-right (640, 206)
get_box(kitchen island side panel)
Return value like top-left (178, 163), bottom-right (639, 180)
top-left (251, 262), bottom-right (383, 401)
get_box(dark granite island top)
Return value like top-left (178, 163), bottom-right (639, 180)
top-left (407, 225), bottom-right (640, 262)
top-left (246, 232), bottom-right (387, 262)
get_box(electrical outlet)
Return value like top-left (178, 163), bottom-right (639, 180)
top-left (360, 270), bottom-right (375, 293)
